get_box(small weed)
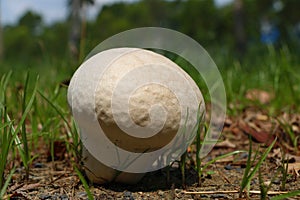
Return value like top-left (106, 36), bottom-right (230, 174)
top-left (194, 113), bottom-right (245, 186)
top-left (0, 73), bottom-right (18, 198)
top-left (278, 149), bottom-right (289, 191)
top-left (18, 73), bottom-right (39, 178)
top-left (195, 119), bottom-right (203, 185)
top-left (0, 72), bottom-right (12, 191)
top-left (276, 118), bottom-right (299, 152)
top-left (239, 136), bottom-right (277, 197)
top-left (258, 165), bottom-right (281, 200)
top-left (0, 167), bottom-right (15, 199)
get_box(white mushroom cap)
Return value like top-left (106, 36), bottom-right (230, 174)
top-left (68, 48), bottom-right (204, 183)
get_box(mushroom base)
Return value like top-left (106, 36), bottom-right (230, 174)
top-left (82, 146), bottom-right (145, 184)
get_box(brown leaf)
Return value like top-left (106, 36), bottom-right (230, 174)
top-left (239, 121), bottom-right (276, 146)
top-left (231, 126), bottom-right (242, 135)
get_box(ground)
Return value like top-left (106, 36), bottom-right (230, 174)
top-left (4, 106), bottom-right (300, 200)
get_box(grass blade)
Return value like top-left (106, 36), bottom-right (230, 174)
top-left (21, 72), bottom-right (30, 171)
top-left (38, 90), bottom-right (72, 134)
top-left (13, 75), bottom-right (39, 138)
top-left (240, 135), bottom-right (253, 195)
top-left (240, 137), bottom-right (277, 196)
top-left (271, 190), bottom-right (300, 200)
top-left (12, 75), bottom-right (39, 176)
top-left (0, 122), bottom-right (13, 190)
top-left (74, 166), bottom-right (94, 200)
top-left (246, 138), bottom-right (277, 186)
top-left (201, 150), bottom-right (246, 172)
top-left (0, 167), bottom-right (15, 199)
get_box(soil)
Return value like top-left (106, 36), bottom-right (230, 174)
top-left (4, 106), bottom-right (300, 200)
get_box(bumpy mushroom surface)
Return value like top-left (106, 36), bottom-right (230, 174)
top-left (68, 48), bottom-right (204, 184)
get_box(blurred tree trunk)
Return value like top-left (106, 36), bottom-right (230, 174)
top-left (68, 0), bottom-right (94, 63)
top-left (79, 3), bottom-right (87, 63)
top-left (69, 0), bottom-right (81, 61)
top-left (234, 0), bottom-right (246, 57)
top-left (0, 0), bottom-right (4, 60)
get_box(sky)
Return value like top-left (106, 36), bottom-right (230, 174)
top-left (1, 0), bottom-right (233, 25)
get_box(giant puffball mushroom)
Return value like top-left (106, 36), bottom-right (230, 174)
top-left (68, 48), bottom-right (205, 184)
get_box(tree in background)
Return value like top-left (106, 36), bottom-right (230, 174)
top-left (4, 10), bottom-right (43, 60)
top-left (18, 11), bottom-right (43, 35)
top-left (179, 0), bottom-right (218, 45)
top-left (68, 0), bottom-right (94, 63)
top-left (68, 0), bottom-right (80, 60)
top-left (0, 0), bottom-right (3, 60)
top-left (3, 0), bottom-right (300, 63)
top-left (233, 0), bottom-right (246, 57)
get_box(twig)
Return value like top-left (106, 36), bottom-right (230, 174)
top-left (47, 172), bottom-right (68, 185)
top-left (184, 190), bottom-right (289, 195)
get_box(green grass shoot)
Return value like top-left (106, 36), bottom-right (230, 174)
top-left (239, 136), bottom-right (277, 197)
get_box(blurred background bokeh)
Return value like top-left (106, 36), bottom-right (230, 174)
top-left (1, 0), bottom-right (300, 64)
top-left (1, 0), bottom-right (300, 111)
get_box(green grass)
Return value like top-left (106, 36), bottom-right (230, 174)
top-left (239, 136), bottom-right (277, 197)
top-left (74, 165), bottom-right (94, 200)
top-left (193, 117), bottom-right (246, 186)
top-left (271, 190), bottom-right (300, 200)
top-left (218, 45), bottom-right (300, 115)
top-left (0, 72), bottom-right (14, 196)
top-left (0, 67), bottom-right (75, 197)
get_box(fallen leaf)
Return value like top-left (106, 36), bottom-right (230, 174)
top-left (239, 121), bottom-right (276, 146)
top-left (231, 126), bottom-right (242, 135)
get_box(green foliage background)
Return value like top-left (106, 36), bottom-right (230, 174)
top-left (2, 0), bottom-right (300, 63)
